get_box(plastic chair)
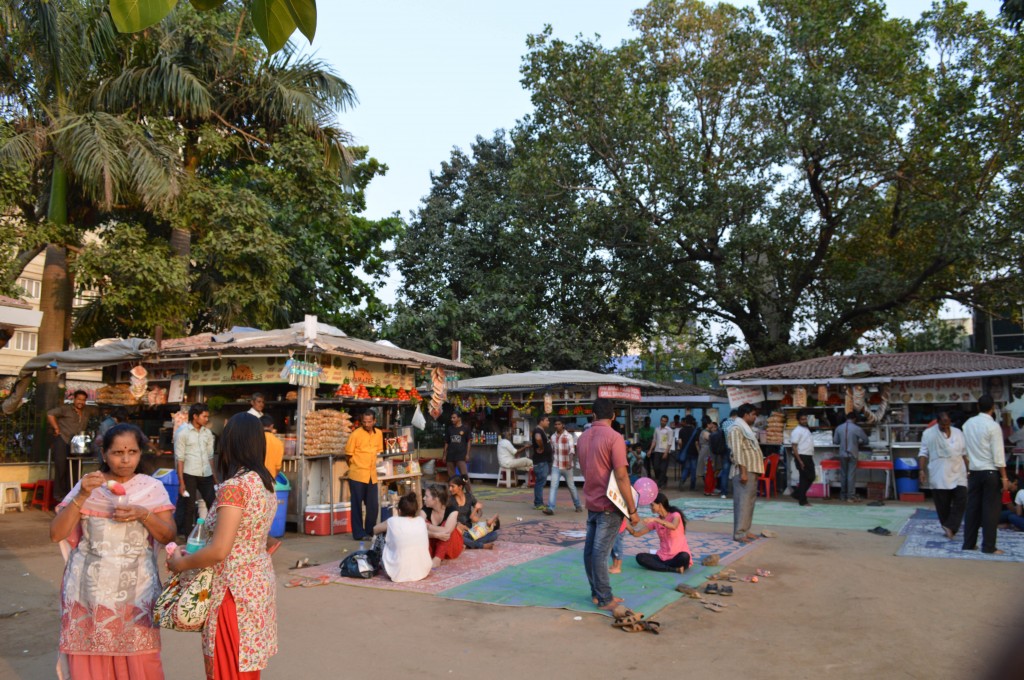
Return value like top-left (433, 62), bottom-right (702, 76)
top-left (758, 453), bottom-right (780, 498)
top-left (497, 467), bottom-right (518, 488)
top-left (30, 480), bottom-right (55, 511)
top-left (0, 482), bottom-right (24, 513)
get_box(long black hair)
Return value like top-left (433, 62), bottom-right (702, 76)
top-left (652, 492), bottom-right (687, 528)
top-left (216, 413), bottom-right (273, 491)
top-left (98, 423), bottom-right (149, 473)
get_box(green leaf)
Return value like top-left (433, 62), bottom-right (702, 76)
top-left (285, 0), bottom-right (316, 42)
top-left (251, 0), bottom-right (297, 54)
top-left (189, 0), bottom-right (228, 10)
top-left (108, 0), bottom-right (178, 33)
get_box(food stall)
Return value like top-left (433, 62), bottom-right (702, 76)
top-left (12, 320), bottom-right (469, 532)
top-left (720, 351), bottom-right (1024, 499)
top-left (446, 370), bottom-right (668, 480)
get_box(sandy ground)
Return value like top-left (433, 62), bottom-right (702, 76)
top-left (2, 489), bottom-right (1023, 680)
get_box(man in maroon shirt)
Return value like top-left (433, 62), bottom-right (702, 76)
top-left (577, 398), bottom-right (639, 609)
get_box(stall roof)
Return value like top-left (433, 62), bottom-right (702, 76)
top-left (156, 325), bottom-right (469, 370)
top-left (721, 351), bottom-right (1024, 385)
top-left (640, 382), bottom-right (727, 405)
top-left (19, 338), bottom-right (157, 376)
top-left (451, 370), bottom-right (667, 393)
top-left (0, 294), bottom-right (42, 330)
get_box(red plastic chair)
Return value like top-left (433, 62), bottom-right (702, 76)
top-left (758, 453), bottom-right (780, 498)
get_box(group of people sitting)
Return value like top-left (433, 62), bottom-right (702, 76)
top-left (372, 478), bottom-right (502, 583)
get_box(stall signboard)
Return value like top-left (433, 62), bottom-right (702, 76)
top-left (889, 378), bottom-right (983, 404)
top-left (188, 355), bottom-right (416, 389)
top-left (597, 385), bottom-right (642, 402)
top-left (727, 385), bottom-right (766, 408)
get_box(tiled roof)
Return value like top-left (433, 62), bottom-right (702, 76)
top-left (656, 382), bottom-right (727, 398)
top-left (721, 351), bottom-right (1024, 382)
top-left (0, 295), bottom-right (30, 309)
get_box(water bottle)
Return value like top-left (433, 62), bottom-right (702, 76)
top-left (359, 541), bottom-right (365, 552)
top-left (186, 518), bottom-right (208, 554)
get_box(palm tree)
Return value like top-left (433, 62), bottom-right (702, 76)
top-left (0, 0), bottom-right (181, 412)
top-left (93, 2), bottom-right (356, 262)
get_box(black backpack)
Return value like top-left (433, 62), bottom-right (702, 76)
top-left (709, 429), bottom-right (729, 458)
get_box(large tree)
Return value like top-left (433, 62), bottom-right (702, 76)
top-left (515, 0), bottom-right (1024, 366)
top-left (387, 132), bottom-right (655, 376)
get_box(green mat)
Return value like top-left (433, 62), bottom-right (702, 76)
top-left (675, 497), bottom-right (916, 531)
top-left (438, 546), bottom-right (718, 616)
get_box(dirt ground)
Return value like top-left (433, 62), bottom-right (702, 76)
top-left (2, 490), bottom-right (1022, 680)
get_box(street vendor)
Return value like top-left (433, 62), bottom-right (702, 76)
top-left (346, 409), bottom-right (383, 542)
top-left (47, 390), bottom-right (99, 501)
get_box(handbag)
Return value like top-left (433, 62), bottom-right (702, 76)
top-left (153, 567), bottom-right (215, 632)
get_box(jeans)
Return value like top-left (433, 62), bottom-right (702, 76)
top-left (181, 473), bottom-right (216, 536)
top-left (732, 474), bottom-right (758, 540)
top-left (999, 509), bottom-right (1024, 531)
top-left (840, 456), bottom-right (858, 500)
top-left (463, 529), bottom-right (499, 549)
top-left (678, 456), bottom-right (698, 490)
top-left (611, 530), bottom-right (625, 561)
top-left (636, 551), bottom-right (691, 572)
top-left (717, 460), bottom-right (732, 496)
top-left (549, 466), bottom-right (581, 510)
top-left (962, 471), bottom-right (1002, 553)
top-left (932, 486), bottom-right (967, 535)
top-left (794, 454), bottom-right (815, 504)
top-left (583, 509), bottom-right (622, 606)
top-left (348, 478), bottom-right (379, 540)
top-left (532, 461), bottom-right (551, 507)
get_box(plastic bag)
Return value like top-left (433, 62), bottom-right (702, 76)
top-left (411, 404), bottom-right (426, 430)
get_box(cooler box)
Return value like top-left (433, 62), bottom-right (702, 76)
top-left (303, 503), bottom-right (352, 535)
top-left (894, 457), bottom-right (919, 495)
top-left (271, 472), bottom-right (291, 538)
top-left (153, 468), bottom-right (178, 505)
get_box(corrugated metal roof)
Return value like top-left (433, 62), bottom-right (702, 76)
top-left (451, 370), bottom-right (667, 393)
top-left (721, 351), bottom-right (1024, 383)
top-left (158, 327), bottom-right (469, 370)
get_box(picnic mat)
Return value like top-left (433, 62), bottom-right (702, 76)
top-left (437, 546), bottom-right (720, 616)
top-left (677, 497), bottom-right (917, 532)
top-left (286, 541), bottom-right (561, 594)
top-left (896, 509), bottom-right (1024, 563)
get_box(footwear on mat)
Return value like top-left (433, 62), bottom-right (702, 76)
top-left (868, 526), bottom-right (892, 536)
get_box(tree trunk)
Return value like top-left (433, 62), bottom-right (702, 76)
top-left (34, 244), bottom-right (72, 415)
top-left (169, 227), bottom-right (191, 259)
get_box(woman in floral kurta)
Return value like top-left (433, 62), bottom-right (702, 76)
top-left (168, 414), bottom-right (277, 679)
top-left (50, 424), bottom-right (177, 679)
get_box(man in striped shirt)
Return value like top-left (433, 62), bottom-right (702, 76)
top-left (546, 419), bottom-right (582, 514)
top-left (727, 403), bottom-right (765, 543)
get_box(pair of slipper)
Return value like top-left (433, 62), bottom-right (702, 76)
top-left (867, 526), bottom-right (892, 536)
top-left (610, 605), bottom-right (660, 634)
top-left (708, 568), bottom-right (737, 582)
top-left (284, 574), bottom-right (331, 588)
top-left (702, 600), bottom-right (729, 613)
top-left (704, 583), bottom-right (733, 596)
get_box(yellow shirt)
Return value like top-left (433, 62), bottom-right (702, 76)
top-left (345, 426), bottom-right (382, 484)
top-left (264, 432), bottom-right (284, 479)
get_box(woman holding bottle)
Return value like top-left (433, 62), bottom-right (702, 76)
top-left (168, 413), bottom-right (277, 679)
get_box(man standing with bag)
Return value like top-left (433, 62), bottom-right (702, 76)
top-left (577, 398), bottom-right (639, 610)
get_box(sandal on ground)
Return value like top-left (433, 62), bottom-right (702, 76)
top-left (702, 602), bottom-right (725, 613)
top-left (704, 583), bottom-right (720, 594)
top-left (760, 530), bottom-right (778, 538)
top-left (675, 584), bottom-right (699, 596)
top-left (755, 568), bottom-right (773, 577)
top-left (701, 554), bottom-right (720, 567)
top-left (719, 585), bottom-right (734, 596)
top-left (868, 526), bottom-right (892, 536)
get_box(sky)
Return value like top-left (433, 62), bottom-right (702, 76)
top-left (307, 0), bottom-right (997, 304)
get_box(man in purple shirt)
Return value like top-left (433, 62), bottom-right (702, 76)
top-left (577, 398), bottom-right (639, 610)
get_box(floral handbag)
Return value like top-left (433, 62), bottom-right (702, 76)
top-left (153, 567), bottom-right (214, 632)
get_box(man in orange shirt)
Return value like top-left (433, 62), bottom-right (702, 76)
top-left (260, 416), bottom-right (284, 479)
top-left (346, 409), bottom-right (383, 541)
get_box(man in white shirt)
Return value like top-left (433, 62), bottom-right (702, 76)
top-left (961, 394), bottom-right (1009, 554)
top-left (790, 410), bottom-right (816, 507)
top-left (918, 411), bottom-right (969, 539)
top-left (648, 415), bottom-right (675, 489)
top-left (175, 403), bottom-right (216, 537)
top-left (497, 429), bottom-right (532, 472)
top-left (1008, 417), bottom-right (1024, 449)
top-left (247, 393), bottom-right (265, 418)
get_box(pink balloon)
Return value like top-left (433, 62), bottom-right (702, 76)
top-left (634, 477), bottom-right (659, 505)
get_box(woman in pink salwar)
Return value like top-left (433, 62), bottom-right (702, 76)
top-left (50, 424), bottom-right (176, 679)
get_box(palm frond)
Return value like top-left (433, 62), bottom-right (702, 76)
top-left (52, 111), bottom-right (131, 210)
top-left (124, 124), bottom-right (181, 210)
top-left (95, 54), bottom-right (213, 119)
top-left (0, 124), bottom-right (46, 166)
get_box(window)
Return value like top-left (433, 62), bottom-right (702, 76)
top-left (16, 278), bottom-right (41, 300)
top-left (9, 331), bottom-right (38, 352)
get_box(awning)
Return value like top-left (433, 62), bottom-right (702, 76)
top-left (18, 338), bottom-right (158, 376)
top-left (451, 370), bottom-right (667, 394)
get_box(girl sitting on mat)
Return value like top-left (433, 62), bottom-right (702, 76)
top-left (627, 492), bottom-right (691, 573)
top-left (421, 483), bottom-right (465, 568)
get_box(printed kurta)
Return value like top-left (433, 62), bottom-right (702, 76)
top-left (202, 471), bottom-right (278, 675)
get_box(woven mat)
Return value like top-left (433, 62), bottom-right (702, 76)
top-left (895, 509), bottom-right (1024, 562)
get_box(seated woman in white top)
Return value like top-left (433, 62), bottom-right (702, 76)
top-left (372, 492), bottom-right (431, 582)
